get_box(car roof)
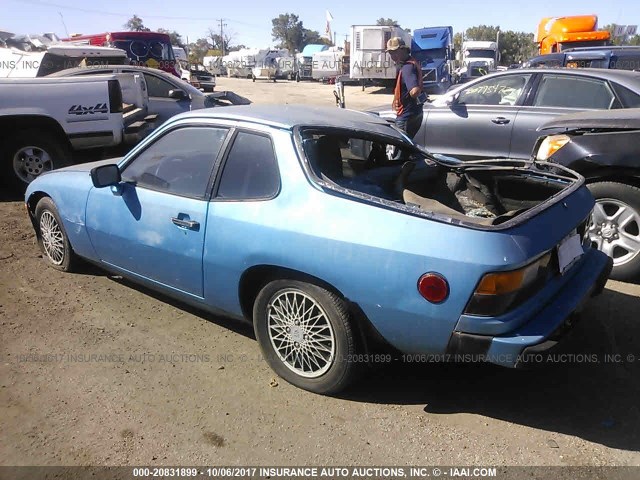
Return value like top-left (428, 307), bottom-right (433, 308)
top-left (451, 68), bottom-right (640, 92)
top-left (169, 105), bottom-right (397, 132)
top-left (539, 108), bottom-right (640, 130)
top-left (48, 64), bottom-right (175, 79)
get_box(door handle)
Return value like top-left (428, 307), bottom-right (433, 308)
top-left (491, 117), bottom-right (510, 125)
top-left (171, 217), bottom-right (200, 229)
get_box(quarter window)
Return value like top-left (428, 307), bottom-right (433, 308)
top-left (216, 132), bottom-right (280, 200)
top-left (611, 82), bottom-right (640, 108)
top-left (533, 75), bottom-right (616, 109)
top-left (122, 126), bottom-right (228, 198)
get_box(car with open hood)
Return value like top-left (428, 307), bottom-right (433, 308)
top-left (25, 105), bottom-right (612, 394)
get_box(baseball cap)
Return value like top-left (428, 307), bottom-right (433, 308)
top-left (386, 37), bottom-right (408, 52)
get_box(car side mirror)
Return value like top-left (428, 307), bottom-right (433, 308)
top-left (445, 92), bottom-right (459, 105)
top-left (168, 89), bottom-right (188, 100)
top-left (90, 164), bottom-right (121, 188)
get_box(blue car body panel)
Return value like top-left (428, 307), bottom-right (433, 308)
top-left (25, 106), bottom-right (611, 366)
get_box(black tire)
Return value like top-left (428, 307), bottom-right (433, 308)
top-left (253, 279), bottom-right (359, 395)
top-left (34, 197), bottom-right (78, 272)
top-left (3, 130), bottom-right (71, 191)
top-left (587, 181), bottom-right (640, 282)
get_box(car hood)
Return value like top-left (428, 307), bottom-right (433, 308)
top-left (539, 108), bottom-right (640, 131)
top-left (50, 158), bottom-right (123, 174)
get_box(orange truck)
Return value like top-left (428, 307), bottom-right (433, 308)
top-left (536, 15), bottom-right (610, 54)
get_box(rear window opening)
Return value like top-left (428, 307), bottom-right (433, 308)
top-left (299, 128), bottom-right (577, 228)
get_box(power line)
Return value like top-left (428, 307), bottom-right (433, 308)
top-left (10, 0), bottom-right (262, 27)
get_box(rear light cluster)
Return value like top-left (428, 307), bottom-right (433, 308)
top-left (464, 252), bottom-right (554, 317)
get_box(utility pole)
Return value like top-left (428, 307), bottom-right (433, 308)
top-left (218, 18), bottom-right (227, 56)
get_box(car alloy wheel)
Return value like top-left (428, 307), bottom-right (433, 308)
top-left (13, 146), bottom-right (54, 184)
top-left (253, 279), bottom-right (359, 394)
top-left (39, 210), bottom-right (65, 265)
top-left (588, 198), bottom-right (640, 269)
top-left (34, 197), bottom-right (77, 272)
top-left (266, 288), bottom-right (336, 378)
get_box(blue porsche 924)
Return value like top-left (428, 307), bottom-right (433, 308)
top-left (25, 105), bottom-right (613, 394)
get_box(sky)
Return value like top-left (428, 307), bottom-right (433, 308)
top-left (4, 0), bottom-right (639, 49)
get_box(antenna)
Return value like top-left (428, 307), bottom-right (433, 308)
top-left (58, 12), bottom-right (69, 38)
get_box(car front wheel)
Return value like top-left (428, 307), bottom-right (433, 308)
top-left (587, 182), bottom-right (640, 281)
top-left (253, 279), bottom-right (359, 395)
top-left (35, 197), bottom-right (78, 272)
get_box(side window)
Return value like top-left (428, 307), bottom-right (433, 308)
top-left (122, 127), bottom-right (228, 198)
top-left (458, 74), bottom-right (531, 106)
top-left (533, 75), bottom-right (616, 109)
top-left (140, 73), bottom-right (174, 97)
top-left (216, 132), bottom-right (280, 200)
top-left (611, 82), bottom-right (640, 108)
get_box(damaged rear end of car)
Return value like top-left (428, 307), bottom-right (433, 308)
top-left (294, 124), bottom-right (613, 368)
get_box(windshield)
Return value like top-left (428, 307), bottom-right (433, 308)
top-left (466, 49), bottom-right (495, 58)
top-left (113, 38), bottom-right (175, 66)
top-left (414, 48), bottom-right (446, 63)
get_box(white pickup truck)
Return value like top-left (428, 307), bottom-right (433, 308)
top-left (0, 74), bottom-right (156, 189)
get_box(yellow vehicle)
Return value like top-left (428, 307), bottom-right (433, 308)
top-left (536, 15), bottom-right (610, 55)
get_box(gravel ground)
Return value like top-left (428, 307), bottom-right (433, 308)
top-left (1, 77), bottom-right (640, 472)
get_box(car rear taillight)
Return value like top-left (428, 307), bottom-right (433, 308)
top-left (108, 79), bottom-right (123, 113)
top-left (418, 273), bottom-right (449, 303)
top-left (464, 252), bottom-right (553, 317)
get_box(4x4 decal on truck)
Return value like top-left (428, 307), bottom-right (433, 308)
top-left (68, 103), bottom-right (109, 115)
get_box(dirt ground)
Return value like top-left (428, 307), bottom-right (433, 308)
top-left (2, 77), bottom-right (640, 471)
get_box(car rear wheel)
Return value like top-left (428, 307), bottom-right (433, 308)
top-left (253, 279), bottom-right (359, 394)
top-left (35, 197), bottom-right (78, 272)
top-left (587, 182), bottom-right (640, 281)
top-left (3, 130), bottom-right (71, 190)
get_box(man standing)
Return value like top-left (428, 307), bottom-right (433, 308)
top-left (386, 37), bottom-right (424, 139)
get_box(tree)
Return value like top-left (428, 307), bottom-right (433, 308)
top-left (207, 28), bottom-right (235, 55)
top-left (376, 18), bottom-right (399, 26)
top-left (187, 38), bottom-right (212, 63)
top-left (157, 28), bottom-right (184, 47)
top-left (498, 30), bottom-right (536, 65)
top-left (303, 29), bottom-right (331, 47)
top-left (272, 13), bottom-right (305, 53)
top-left (602, 24), bottom-right (640, 46)
top-left (124, 15), bottom-right (150, 32)
top-left (465, 25), bottom-right (500, 43)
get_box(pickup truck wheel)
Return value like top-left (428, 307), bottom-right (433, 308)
top-left (35, 197), bottom-right (78, 272)
top-left (4, 131), bottom-right (71, 189)
top-left (587, 182), bottom-right (640, 281)
top-left (253, 279), bottom-right (359, 395)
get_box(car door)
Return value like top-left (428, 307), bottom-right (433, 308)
top-left (423, 73), bottom-right (533, 160)
top-left (202, 130), bottom-right (282, 310)
top-left (85, 125), bottom-right (229, 297)
top-left (510, 72), bottom-right (620, 159)
top-left (123, 70), bottom-right (191, 124)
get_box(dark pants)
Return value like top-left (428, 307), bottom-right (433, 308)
top-left (396, 112), bottom-right (423, 140)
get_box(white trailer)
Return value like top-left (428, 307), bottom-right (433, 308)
top-left (350, 25), bottom-right (411, 88)
top-left (312, 47), bottom-right (345, 80)
top-left (223, 48), bottom-right (262, 78)
top-left (203, 55), bottom-right (225, 76)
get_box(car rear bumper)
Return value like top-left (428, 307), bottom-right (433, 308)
top-left (445, 248), bottom-right (613, 367)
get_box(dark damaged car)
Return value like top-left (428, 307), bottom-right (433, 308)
top-left (533, 108), bottom-right (640, 281)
